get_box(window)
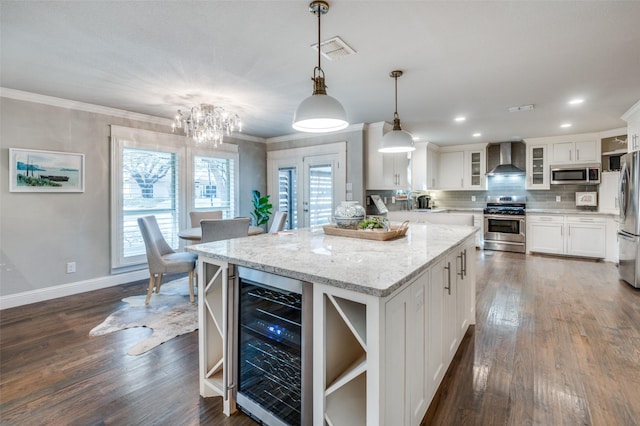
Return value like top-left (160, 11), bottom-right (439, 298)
top-left (110, 126), bottom-right (239, 271)
top-left (278, 167), bottom-right (298, 229)
top-left (192, 154), bottom-right (236, 219)
top-left (122, 147), bottom-right (179, 259)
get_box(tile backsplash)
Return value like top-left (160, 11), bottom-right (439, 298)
top-left (365, 174), bottom-right (600, 213)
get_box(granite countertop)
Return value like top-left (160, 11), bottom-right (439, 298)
top-left (186, 224), bottom-right (477, 298)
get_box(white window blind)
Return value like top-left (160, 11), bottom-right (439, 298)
top-left (122, 147), bottom-right (179, 258)
top-left (193, 155), bottom-right (235, 219)
top-left (278, 167), bottom-right (297, 229)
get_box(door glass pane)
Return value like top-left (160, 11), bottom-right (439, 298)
top-left (193, 156), bottom-right (235, 218)
top-left (278, 167), bottom-right (297, 229)
top-left (308, 164), bottom-right (332, 227)
top-left (122, 148), bottom-right (178, 258)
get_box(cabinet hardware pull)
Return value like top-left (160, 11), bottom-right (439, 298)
top-left (444, 262), bottom-right (451, 295)
top-left (576, 149), bottom-right (580, 160)
top-left (457, 253), bottom-right (464, 279)
top-left (463, 249), bottom-right (467, 277)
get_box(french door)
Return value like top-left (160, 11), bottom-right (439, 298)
top-left (268, 143), bottom-right (346, 229)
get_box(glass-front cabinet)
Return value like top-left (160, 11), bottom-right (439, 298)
top-left (467, 151), bottom-right (484, 188)
top-left (526, 143), bottom-right (549, 190)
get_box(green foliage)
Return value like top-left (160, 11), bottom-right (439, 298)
top-left (17, 174), bottom-right (62, 187)
top-left (251, 190), bottom-right (272, 227)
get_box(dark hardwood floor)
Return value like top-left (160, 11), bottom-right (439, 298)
top-left (1, 252), bottom-right (639, 425)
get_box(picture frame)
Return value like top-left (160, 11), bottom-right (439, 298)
top-left (9, 148), bottom-right (85, 193)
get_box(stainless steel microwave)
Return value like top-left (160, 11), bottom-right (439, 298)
top-left (550, 163), bottom-right (601, 184)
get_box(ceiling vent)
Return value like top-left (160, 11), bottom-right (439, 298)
top-left (311, 36), bottom-right (356, 61)
top-left (507, 104), bottom-right (535, 113)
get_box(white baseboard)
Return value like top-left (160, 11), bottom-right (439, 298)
top-left (0, 269), bottom-right (150, 310)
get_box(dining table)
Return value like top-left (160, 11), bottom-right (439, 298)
top-left (178, 225), bottom-right (265, 242)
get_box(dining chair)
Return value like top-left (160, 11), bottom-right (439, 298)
top-left (200, 217), bottom-right (251, 243)
top-left (189, 210), bottom-right (223, 228)
top-left (269, 211), bottom-right (288, 233)
top-left (137, 215), bottom-right (197, 305)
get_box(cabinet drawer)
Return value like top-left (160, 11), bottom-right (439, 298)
top-left (565, 215), bottom-right (606, 224)
top-left (527, 215), bottom-right (564, 224)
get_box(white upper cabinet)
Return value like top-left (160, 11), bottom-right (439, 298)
top-left (622, 99), bottom-right (640, 153)
top-left (437, 151), bottom-right (464, 189)
top-left (525, 143), bottom-right (549, 190)
top-left (436, 144), bottom-right (486, 191)
top-left (366, 122), bottom-right (410, 190)
top-left (551, 139), bottom-right (599, 163)
top-left (464, 149), bottom-right (486, 189)
top-left (411, 143), bottom-right (439, 191)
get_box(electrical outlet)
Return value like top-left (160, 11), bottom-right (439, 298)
top-left (471, 195), bottom-right (476, 202)
top-left (66, 262), bottom-right (76, 273)
top-left (392, 196), bottom-right (396, 204)
top-left (556, 195), bottom-right (561, 202)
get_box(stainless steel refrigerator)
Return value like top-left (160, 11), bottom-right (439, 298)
top-left (618, 151), bottom-right (640, 288)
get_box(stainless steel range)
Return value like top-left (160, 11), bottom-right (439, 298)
top-left (483, 195), bottom-right (526, 253)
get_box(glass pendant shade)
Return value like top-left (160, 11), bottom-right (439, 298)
top-left (380, 127), bottom-right (415, 153)
top-left (292, 93), bottom-right (348, 133)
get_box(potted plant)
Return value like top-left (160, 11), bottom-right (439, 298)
top-left (251, 190), bottom-right (272, 229)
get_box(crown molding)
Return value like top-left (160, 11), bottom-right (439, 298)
top-left (0, 87), bottom-right (172, 126)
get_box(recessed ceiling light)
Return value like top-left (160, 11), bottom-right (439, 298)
top-left (472, 132), bottom-right (482, 137)
top-left (454, 116), bottom-right (466, 122)
top-left (568, 98), bottom-right (584, 105)
top-left (560, 123), bottom-right (572, 128)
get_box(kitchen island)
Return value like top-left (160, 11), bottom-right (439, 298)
top-left (187, 222), bottom-right (477, 426)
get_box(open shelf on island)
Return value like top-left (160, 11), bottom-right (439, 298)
top-left (325, 353), bottom-right (367, 396)
top-left (327, 294), bottom-right (367, 349)
top-left (325, 372), bottom-right (367, 426)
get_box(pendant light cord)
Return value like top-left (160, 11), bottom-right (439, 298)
top-left (317, 5), bottom-right (322, 71)
top-left (394, 74), bottom-right (399, 118)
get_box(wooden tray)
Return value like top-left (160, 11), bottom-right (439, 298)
top-left (322, 221), bottom-right (409, 241)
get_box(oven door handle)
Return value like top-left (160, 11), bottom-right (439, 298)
top-left (484, 214), bottom-right (526, 220)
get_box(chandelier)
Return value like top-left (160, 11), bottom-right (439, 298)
top-left (172, 104), bottom-right (241, 146)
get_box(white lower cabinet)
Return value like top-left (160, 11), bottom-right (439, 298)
top-left (527, 214), bottom-right (606, 259)
top-left (314, 236), bottom-right (476, 425)
top-left (566, 217), bottom-right (607, 258)
top-left (385, 274), bottom-right (429, 425)
top-left (527, 215), bottom-right (565, 254)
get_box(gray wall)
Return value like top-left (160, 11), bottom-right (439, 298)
top-left (0, 97), bottom-right (266, 298)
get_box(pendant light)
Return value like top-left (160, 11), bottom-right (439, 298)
top-left (292, 1), bottom-right (348, 133)
top-left (379, 70), bottom-right (415, 153)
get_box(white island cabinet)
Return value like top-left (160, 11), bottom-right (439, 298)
top-left (187, 224), bottom-right (477, 426)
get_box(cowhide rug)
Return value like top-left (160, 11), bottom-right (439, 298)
top-left (89, 277), bottom-right (197, 356)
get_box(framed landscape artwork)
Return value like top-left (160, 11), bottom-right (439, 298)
top-left (9, 148), bottom-right (85, 192)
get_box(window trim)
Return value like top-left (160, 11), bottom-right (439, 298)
top-left (110, 126), bottom-right (187, 272)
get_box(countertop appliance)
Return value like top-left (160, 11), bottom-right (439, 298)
top-left (416, 194), bottom-right (431, 209)
top-left (483, 195), bottom-right (526, 253)
top-left (618, 152), bottom-right (640, 288)
top-left (235, 266), bottom-right (312, 425)
top-left (576, 192), bottom-right (598, 206)
top-left (551, 163), bottom-right (601, 185)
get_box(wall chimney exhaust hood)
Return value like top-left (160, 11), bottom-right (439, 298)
top-left (486, 141), bottom-right (526, 175)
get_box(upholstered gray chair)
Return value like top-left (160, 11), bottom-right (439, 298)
top-left (189, 210), bottom-right (223, 228)
top-left (200, 217), bottom-right (251, 243)
top-left (269, 211), bottom-right (288, 233)
top-left (137, 215), bottom-right (197, 305)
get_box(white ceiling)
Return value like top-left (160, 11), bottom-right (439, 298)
top-left (2, 1), bottom-right (640, 145)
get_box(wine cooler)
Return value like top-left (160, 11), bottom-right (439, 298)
top-left (235, 267), bottom-right (312, 426)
